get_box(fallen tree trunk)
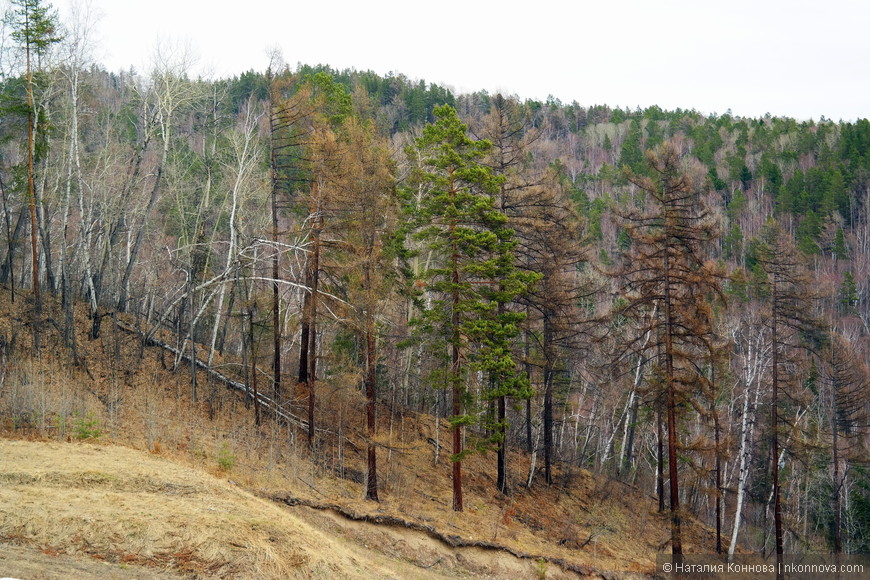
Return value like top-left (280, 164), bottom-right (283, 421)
top-left (115, 319), bottom-right (310, 433)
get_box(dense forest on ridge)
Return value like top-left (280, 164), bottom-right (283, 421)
top-left (2, 0), bottom-right (870, 571)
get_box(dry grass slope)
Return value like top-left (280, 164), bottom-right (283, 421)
top-left (0, 291), bottom-right (720, 578)
top-left (0, 439), bottom-right (487, 579)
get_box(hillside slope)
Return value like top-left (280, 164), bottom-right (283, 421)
top-left (1, 439), bottom-right (585, 579)
top-left (0, 295), bottom-right (719, 579)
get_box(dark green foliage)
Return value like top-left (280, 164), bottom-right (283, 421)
top-left (839, 120), bottom-right (870, 198)
top-left (739, 164), bottom-right (752, 191)
top-left (839, 272), bottom-right (858, 314)
top-left (1, 0), bottom-right (62, 155)
top-left (398, 79), bottom-right (454, 126)
top-left (727, 190), bottom-right (747, 220)
top-left (774, 159), bottom-right (853, 224)
top-left (358, 70), bottom-right (402, 106)
top-left (587, 197), bottom-right (608, 241)
top-left (404, 103), bottom-right (533, 445)
top-left (760, 155), bottom-right (784, 194)
top-left (568, 183), bottom-right (590, 210)
top-left (228, 70), bottom-right (269, 112)
top-left (616, 228), bottom-right (631, 252)
top-left (849, 466), bottom-right (870, 553)
top-left (725, 268), bottom-right (753, 302)
top-left (0, 77), bottom-right (29, 122)
top-left (610, 107), bottom-right (627, 124)
top-left (726, 153), bottom-right (747, 186)
top-left (796, 210), bottom-right (822, 254)
top-left (405, 80), bottom-right (428, 124)
top-left (832, 227), bottom-right (849, 260)
top-left (402, 104), bottom-right (536, 510)
top-left (778, 169), bottom-right (804, 214)
top-left (690, 121), bottom-right (723, 167)
top-left (305, 72), bottom-right (353, 126)
top-left (619, 119), bottom-right (645, 174)
top-left (6, 0), bottom-right (63, 55)
top-left (722, 223), bottom-right (743, 261)
top-left (708, 167), bottom-right (727, 191)
top-left (644, 120), bottom-right (665, 149)
top-left (296, 66), bottom-right (458, 130)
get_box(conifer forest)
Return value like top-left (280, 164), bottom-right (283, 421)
top-left (1, 0), bottom-right (870, 571)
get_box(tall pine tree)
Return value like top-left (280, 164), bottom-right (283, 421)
top-left (5, 0), bottom-right (62, 346)
top-left (403, 104), bottom-right (530, 511)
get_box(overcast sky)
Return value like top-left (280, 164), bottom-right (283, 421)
top-left (48, 0), bottom-right (869, 122)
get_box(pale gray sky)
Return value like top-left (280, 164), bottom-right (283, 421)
top-left (48, 0), bottom-right (869, 121)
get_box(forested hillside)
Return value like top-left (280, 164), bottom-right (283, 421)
top-left (2, 0), bottom-right (869, 570)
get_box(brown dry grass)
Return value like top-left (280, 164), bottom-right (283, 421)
top-left (0, 290), bottom-right (719, 578)
top-left (0, 439), bottom-right (483, 579)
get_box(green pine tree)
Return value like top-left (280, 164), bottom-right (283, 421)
top-left (723, 223), bottom-right (744, 261)
top-left (619, 119), bottom-right (645, 174)
top-left (839, 271), bottom-right (858, 314)
top-left (832, 227), bottom-right (849, 260)
top-left (402, 104), bottom-right (532, 511)
top-left (4, 0), bottom-right (62, 347)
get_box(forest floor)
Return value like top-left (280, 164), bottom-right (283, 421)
top-left (0, 292), bottom-right (723, 578)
